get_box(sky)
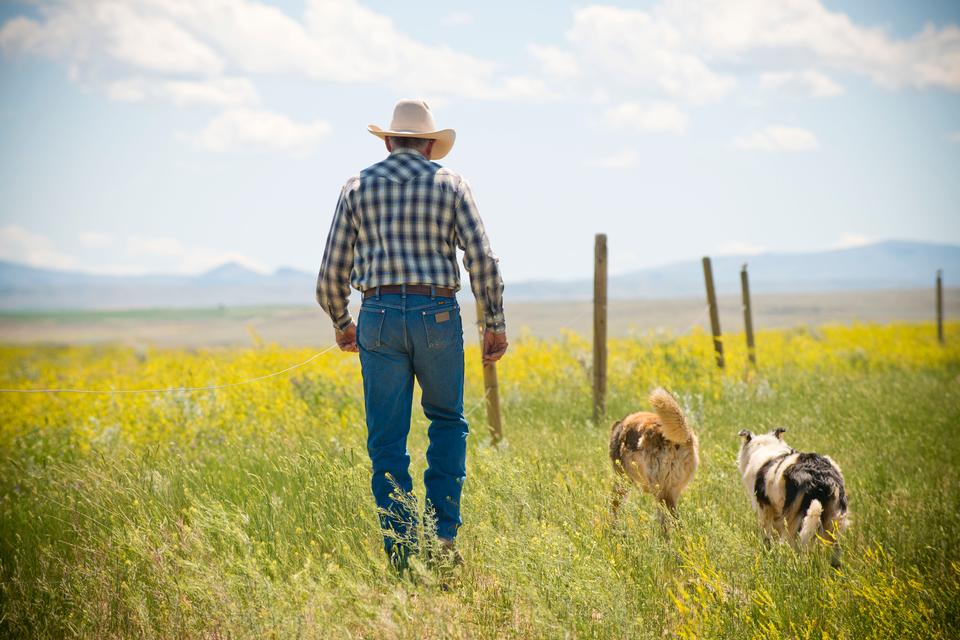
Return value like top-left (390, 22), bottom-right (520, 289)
top-left (0, 0), bottom-right (958, 282)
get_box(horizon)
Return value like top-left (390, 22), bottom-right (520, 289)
top-left (2, 237), bottom-right (957, 282)
top-left (1, 1), bottom-right (959, 281)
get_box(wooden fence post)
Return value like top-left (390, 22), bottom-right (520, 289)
top-left (702, 256), bottom-right (724, 369)
top-left (594, 234), bottom-right (608, 422)
top-left (937, 270), bottom-right (944, 345)
top-left (475, 300), bottom-right (503, 444)
top-left (741, 263), bottom-right (757, 367)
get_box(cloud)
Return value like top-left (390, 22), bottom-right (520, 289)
top-left (586, 149), bottom-right (639, 169)
top-left (717, 241), bottom-right (768, 255)
top-left (528, 44), bottom-right (580, 79)
top-left (78, 231), bottom-right (115, 249)
top-left (528, 0), bottom-right (960, 108)
top-left (106, 76), bottom-right (259, 107)
top-left (759, 69), bottom-right (844, 97)
top-left (0, 226), bottom-right (268, 275)
top-left (734, 126), bottom-right (819, 152)
top-left (833, 232), bottom-right (874, 249)
top-left (565, 6), bottom-right (736, 103)
top-left (179, 108), bottom-right (331, 154)
top-left (0, 0), bottom-right (541, 102)
top-left (0, 225), bottom-right (78, 270)
top-left (0, 7), bottom-right (223, 76)
top-left (442, 12), bottom-right (473, 27)
top-left (950, 131), bottom-right (960, 143)
top-left (124, 235), bottom-right (268, 274)
top-left (603, 102), bottom-right (688, 134)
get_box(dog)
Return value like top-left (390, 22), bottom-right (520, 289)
top-left (609, 388), bottom-right (699, 528)
top-left (736, 428), bottom-right (849, 563)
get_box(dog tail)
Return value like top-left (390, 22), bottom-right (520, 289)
top-left (799, 499), bottom-right (824, 546)
top-left (649, 388), bottom-right (692, 444)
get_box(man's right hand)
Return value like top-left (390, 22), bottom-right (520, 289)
top-left (482, 330), bottom-right (508, 365)
top-left (336, 322), bottom-right (359, 352)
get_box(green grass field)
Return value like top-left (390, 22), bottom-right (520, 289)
top-left (1, 324), bottom-right (959, 638)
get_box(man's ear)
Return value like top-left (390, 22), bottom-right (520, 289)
top-left (738, 429), bottom-right (752, 442)
top-left (774, 427), bottom-right (787, 439)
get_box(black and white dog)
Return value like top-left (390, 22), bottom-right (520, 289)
top-left (737, 428), bottom-right (849, 563)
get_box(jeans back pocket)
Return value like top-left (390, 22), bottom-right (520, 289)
top-left (358, 307), bottom-right (386, 351)
top-left (422, 306), bottom-right (462, 350)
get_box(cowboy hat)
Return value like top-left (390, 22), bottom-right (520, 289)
top-left (367, 99), bottom-right (456, 160)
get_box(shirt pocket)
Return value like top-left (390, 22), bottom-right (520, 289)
top-left (358, 307), bottom-right (386, 351)
top-left (422, 306), bottom-right (462, 350)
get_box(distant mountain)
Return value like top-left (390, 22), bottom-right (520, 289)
top-left (0, 240), bottom-right (956, 310)
top-left (507, 240), bottom-right (960, 300)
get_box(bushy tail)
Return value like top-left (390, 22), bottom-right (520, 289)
top-left (649, 388), bottom-right (693, 444)
top-left (799, 499), bottom-right (823, 546)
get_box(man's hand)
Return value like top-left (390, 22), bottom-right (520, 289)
top-left (336, 322), bottom-right (359, 352)
top-left (482, 330), bottom-right (508, 365)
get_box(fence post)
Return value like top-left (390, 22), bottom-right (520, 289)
top-left (741, 263), bottom-right (757, 368)
top-left (702, 256), bottom-right (724, 369)
top-left (475, 300), bottom-right (503, 444)
top-left (594, 233), bottom-right (608, 422)
top-left (937, 270), bottom-right (944, 345)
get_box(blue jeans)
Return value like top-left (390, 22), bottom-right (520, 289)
top-left (356, 292), bottom-right (468, 554)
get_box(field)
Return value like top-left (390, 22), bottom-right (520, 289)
top-left (1, 287), bottom-right (956, 347)
top-left (1, 322), bottom-right (959, 638)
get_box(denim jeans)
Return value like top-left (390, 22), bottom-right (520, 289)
top-left (356, 291), bottom-right (468, 554)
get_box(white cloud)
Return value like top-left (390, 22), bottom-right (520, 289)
top-left (0, 225), bottom-right (78, 270)
top-left (79, 231), bottom-right (115, 249)
top-left (833, 232), bottom-right (874, 249)
top-left (658, 0), bottom-right (960, 92)
top-left (566, 6), bottom-right (736, 103)
top-left (949, 131), bottom-right (960, 143)
top-left (0, 7), bottom-right (224, 76)
top-left (760, 69), bottom-right (844, 97)
top-left (532, 0), bottom-right (960, 108)
top-left (734, 125), bottom-right (819, 152)
top-left (0, 226), bottom-right (268, 275)
top-left (528, 44), bottom-right (580, 79)
top-left (442, 12), bottom-right (473, 27)
top-left (180, 108), bottom-right (331, 154)
top-left (717, 241), bottom-right (767, 255)
top-left (125, 234), bottom-right (268, 273)
top-left (586, 149), bottom-right (639, 169)
top-left (0, 0), bottom-right (540, 102)
top-left (603, 102), bottom-right (688, 134)
top-left (106, 76), bottom-right (259, 107)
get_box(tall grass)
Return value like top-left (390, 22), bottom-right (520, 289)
top-left (1, 323), bottom-right (959, 638)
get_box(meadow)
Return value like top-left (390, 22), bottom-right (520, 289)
top-left (1, 322), bottom-right (959, 639)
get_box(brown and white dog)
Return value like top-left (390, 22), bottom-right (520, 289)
top-left (609, 388), bottom-right (699, 527)
top-left (736, 428), bottom-right (849, 563)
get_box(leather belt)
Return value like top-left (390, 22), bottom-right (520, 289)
top-left (363, 285), bottom-right (456, 299)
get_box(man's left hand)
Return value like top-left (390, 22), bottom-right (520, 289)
top-left (336, 322), bottom-right (359, 352)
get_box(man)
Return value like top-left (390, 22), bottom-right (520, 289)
top-left (316, 99), bottom-right (507, 570)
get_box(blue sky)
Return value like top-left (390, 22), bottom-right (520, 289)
top-left (1, 0), bottom-right (958, 281)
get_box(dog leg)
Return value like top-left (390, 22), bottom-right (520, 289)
top-left (657, 494), bottom-right (678, 538)
top-left (610, 481), bottom-right (628, 521)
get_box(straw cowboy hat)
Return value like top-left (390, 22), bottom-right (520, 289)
top-left (368, 99), bottom-right (456, 160)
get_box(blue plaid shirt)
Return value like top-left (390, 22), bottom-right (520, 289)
top-left (317, 148), bottom-right (505, 333)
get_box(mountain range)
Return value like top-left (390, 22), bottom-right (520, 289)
top-left (0, 240), bottom-right (956, 310)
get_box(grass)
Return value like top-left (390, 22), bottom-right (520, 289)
top-left (1, 323), bottom-right (959, 638)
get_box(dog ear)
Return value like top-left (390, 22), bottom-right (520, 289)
top-left (774, 427), bottom-right (787, 439)
top-left (738, 429), bottom-right (752, 442)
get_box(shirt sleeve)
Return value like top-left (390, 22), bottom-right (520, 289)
top-left (316, 182), bottom-right (358, 331)
top-left (453, 178), bottom-right (506, 333)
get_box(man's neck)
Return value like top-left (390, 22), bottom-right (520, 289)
top-left (390, 147), bottom-right (427, 159)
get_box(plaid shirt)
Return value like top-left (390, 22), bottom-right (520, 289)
top-left (317, 148), bottom-right (505, 333)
